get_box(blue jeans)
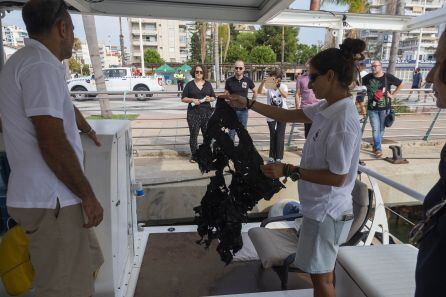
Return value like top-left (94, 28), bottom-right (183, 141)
top-left (368, 109), bottom-right (387, 151)
top-left (229, 109), bottom-right (249, 141)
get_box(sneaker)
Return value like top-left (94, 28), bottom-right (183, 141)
top-left (275, 159), bottom-right (282, 163)
top-left (374, 150), bottom-right (383, 158)
top-left (189, 158), bottom-right (196, 163)
top-left (267, 157), bottom-right (274, 164)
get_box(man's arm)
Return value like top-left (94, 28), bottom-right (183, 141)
top-left (251, 86), bottom-right (258, 101)
top-left (390, 82), bottom-right (404, 97)
top-left (74, 105), bottom-right (100, 147)
top-left (31, 116), bottom-right (103, 228)
top-left (74, 105), bottom-right (91, 133)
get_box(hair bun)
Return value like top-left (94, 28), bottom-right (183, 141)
top-left (340, 38), bottom-right (366, 61)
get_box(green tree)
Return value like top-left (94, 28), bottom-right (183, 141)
top-left (144, 49), bottom-right (164, 64)
top-left (296, 44), bottom-right (320, 65)
top-left (82, 64), bottom-right (90, 76)
top-left (255, 26), bottom-right (299, 63)
top-left (235, 32), bottom-right (257, 53)
top-left (189, 31), bottom-right (201, 63)
top-left (249, 46), bottom-right (276, 64)
top-left (68, 57), bottom-right (81, 73)
top-left (226, 45), bottom-right (249, 63)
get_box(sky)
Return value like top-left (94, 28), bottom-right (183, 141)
top-left (1, 0), bottom-right (348, 47)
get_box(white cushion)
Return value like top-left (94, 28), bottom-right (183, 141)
top-left (336, 244), bottom-right (418, 297)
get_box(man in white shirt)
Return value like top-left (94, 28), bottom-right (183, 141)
top-left (0, 0), bottom-right (103, 296)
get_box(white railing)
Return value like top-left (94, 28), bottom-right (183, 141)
top-left (358, 164), bottom-right (425, 245)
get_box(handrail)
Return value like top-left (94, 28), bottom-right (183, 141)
top-left (358, 164), bottom-right (425, 202)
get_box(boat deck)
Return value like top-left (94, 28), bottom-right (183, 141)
top-left (134, 232), bottom-right (312, 297)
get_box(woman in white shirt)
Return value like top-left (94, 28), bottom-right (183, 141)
top-left (257, 69), bottom-right (288, 163)
top-left (225, 38), bottom-right (366, 297)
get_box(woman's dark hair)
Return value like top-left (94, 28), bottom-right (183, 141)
top-left (22, 0), bottom-right (69, 36)
top-left (269, 68), bottom-right (283, 79)
top-left (190, 64), bottom-right (207, 79)
top-left (309, 38), bottom-right (366, 88)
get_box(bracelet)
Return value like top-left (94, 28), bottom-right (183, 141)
top-left (80, 127), bottom-right (93, 134)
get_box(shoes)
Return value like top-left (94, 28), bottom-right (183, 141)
top-left (267, 157), bottom-right (274, 164)
top-left (359, 118), bottom-right (365, 123)
top-left (189, 158), bottom-right (196, 163)
top-left (374, 150), bottom-right (383, 158)
top-left (275, 159), bottom-right (282, 163)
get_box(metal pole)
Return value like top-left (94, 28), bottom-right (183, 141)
top-left (139, 18), bottom-right (145, 74)
top-left (423, 109), bottom-right (442, 141)
top-left (0, 10), bottom-right (5, 72)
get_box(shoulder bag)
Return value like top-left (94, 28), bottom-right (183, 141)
top-left (384, 73), bottom-right (395, 128)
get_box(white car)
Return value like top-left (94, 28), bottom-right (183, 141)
top-left (67, 67), bottom-right (165, 101)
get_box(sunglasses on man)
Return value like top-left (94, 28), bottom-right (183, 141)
top-left (235, 67), bottom-right (244, 70)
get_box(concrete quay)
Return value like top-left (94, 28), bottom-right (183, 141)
top-left (134, 140), bottom-right (443, 222)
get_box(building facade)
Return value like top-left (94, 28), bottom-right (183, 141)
top-left (2, 25), bottom-right (28, 48)
top-left (360, 0), bottom-right (444, 61)
top-left (128, 18), bottom-right (192, 65)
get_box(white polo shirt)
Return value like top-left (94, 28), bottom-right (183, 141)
top-left (0, 38), bottom-right (83, 209)
top-left (299, 97), bottom-right (361, 222)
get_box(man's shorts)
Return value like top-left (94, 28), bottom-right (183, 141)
top-left (293, 212), bottom-right (353, 274)
top-left (8, 203), bottom-right (104, 297)
top-left (356, 92), bottom-right (366, 103)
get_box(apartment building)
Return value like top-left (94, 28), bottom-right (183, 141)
top-left (128, 18), bottom-right (191, 65)
top-left (73, 43), bottom-right (129, 69)
top-left (360, 0), bottom-right (444, 61)
top-left (1, 25), bottom-right (28, 48)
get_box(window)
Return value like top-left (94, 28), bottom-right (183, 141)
top-left (169, 47), bottom-right (175, 53)
top-left (180, 36), bottom-right (187, 44)
top-left (144, 23), bottom-right (156, 31)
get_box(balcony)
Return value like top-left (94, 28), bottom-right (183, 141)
top-left (132, 40), bottom-right (158, 47)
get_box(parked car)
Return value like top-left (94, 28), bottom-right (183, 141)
top-left (67, 67), bottom-right (165, 101)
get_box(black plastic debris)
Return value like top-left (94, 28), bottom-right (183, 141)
top-left (193, 98), bottom-right (284, 264)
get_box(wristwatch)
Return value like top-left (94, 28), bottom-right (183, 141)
top-left (289, 166), bottom-right (301, 182)
top-left (283, 164), bottom-right (301, 182)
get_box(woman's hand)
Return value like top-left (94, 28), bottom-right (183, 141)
top-left (220, 94), bottom-right (247, 109)
top-left (193, 99), bottom-right (201, 105)
top-left (260, 163), bottom-right (285, 179)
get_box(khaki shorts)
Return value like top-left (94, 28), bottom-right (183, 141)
top-left (8, 203), bottom-right (104, 297)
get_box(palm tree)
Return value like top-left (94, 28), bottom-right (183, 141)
top-left (198, 22), bottom-right (208, 64)
top-left (218, 24), bottom-right (231, 62)
top-left (82, 15), bottom-right (112, 117)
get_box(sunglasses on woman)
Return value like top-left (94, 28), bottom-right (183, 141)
top-left (309, 73), bottom-right (321, 83)
top-left (195, 71), bottom-right (203, 74)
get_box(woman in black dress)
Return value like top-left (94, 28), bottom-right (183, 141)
top-left (181, 65), bottom-right (216, 162)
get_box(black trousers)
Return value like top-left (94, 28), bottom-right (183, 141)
top-left (187, 107), bottom-right (213, 156)
top-left (268, 121), bottom-right (286, 160)
top-left (177, 80), bottom-right (185, 92)
top-left (304, 123), bottom-right (312, 139)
